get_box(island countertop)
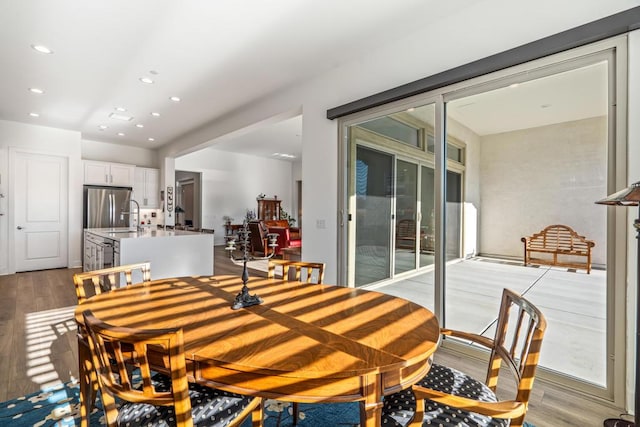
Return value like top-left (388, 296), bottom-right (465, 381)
top-left (85, 227), bottom-right (203, 241)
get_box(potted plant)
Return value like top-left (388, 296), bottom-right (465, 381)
top-left (280, 208), bottom-right (296, 227)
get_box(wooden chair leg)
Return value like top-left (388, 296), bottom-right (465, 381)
top-left (78, 335), bottom-right (98, 427)
top-left (251, 399), bottom-right (263, 427)
top-left (292, 402), bottom-right (299, 425)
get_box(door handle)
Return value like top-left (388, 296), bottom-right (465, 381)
top-left (17, 225), bottom-right (24, 230)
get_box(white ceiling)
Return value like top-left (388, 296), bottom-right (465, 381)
top-left (447, 61), bottom-right (608, 136)
top-left (0, 1), bottom-right (612, 160)
top-left (208, 115), bottom-right (303, 161)
top-left (208, 61), bottom-right (608, 161)
top-left (0, 0), bottom-right (462, 150)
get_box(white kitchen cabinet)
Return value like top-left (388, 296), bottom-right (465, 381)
top-left (84, 160), bottom-right (135, 187)
top-left (133, 167), bottom-right (159, 208)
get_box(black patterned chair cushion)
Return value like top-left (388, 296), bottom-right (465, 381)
top-left (116, 373), bottom-right (254, 427)
top-left (381, 363), bottom-right (510, 427)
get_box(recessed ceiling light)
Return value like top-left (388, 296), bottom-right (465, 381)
top-left (29, 112), bottom-right (40, 117)
top-left (117, 132), bottom-right (125, 137)
top-left (28, 87), bottom-right (44, 94)
top-left (109, 112), bottom-right (133, 121)
top-left (169, 96), bottom-right (181, 102)
top-left (406, 107), bottom-right (415, 112)
top-left (99, 125), bottom-right (108, 130)
top-left (151, 112), bottom-right (161, 117)
top-left (139, 77), bottom-right (154, 84)
top-left (135, 123), bottom-right (144, 128)
top-left (31, 44), bottom-right (53, 54)
top-left (509, 83), bottom-right (520, 88)
top-left (148, 137), bottom-right (155, 142)
top-left (115, 107), bottom-right (127, 112)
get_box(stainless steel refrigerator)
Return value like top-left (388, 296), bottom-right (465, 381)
top-left (83, 185), bottom-right (132, 229)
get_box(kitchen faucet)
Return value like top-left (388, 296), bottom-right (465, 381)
top-left (121, 199), bottom-right (142, 231)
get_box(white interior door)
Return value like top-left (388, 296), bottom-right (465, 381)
top-left (13, 150), bottom-right (68, 272)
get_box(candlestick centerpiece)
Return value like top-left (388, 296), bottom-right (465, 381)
top-left (225, 221), bottom-right (278, 310)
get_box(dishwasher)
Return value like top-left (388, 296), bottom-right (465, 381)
top-left (113, 240), bottom-right (120, 268)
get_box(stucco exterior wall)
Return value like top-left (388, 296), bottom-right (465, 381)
top-left (478, 116), bottom-right (607, 265)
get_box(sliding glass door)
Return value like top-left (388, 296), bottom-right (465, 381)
top-left (339, 40), bottom-right (625, 402)
top-left (347, 103), bottom-right (441, 287)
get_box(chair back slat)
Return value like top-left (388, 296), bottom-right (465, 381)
top-left (74, 262), bottom-right (152, 304)
top-left (508, 307), bottom-right (525, 360)
top-left (268, 260), bottom-right (325, 284)
top-left (486, 288), bottom-right (547, 423)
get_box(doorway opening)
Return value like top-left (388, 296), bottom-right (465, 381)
top-left (175, 170), bottom-right (201, 229)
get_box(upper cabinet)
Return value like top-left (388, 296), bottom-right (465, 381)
top-left (134, 167), bottom-right (160, 208)
top-left (84, 161), bottom-right (135, 187)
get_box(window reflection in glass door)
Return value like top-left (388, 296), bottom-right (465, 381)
top-left (395, 160), bottom-right (418, 274)
top-left (420, 166), bottom-right (435, 267)
top-left (354, 146), bottom-right (393, 286)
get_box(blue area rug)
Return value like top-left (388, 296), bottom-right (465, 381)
top-left (0, 379), bottom-right (536, 426)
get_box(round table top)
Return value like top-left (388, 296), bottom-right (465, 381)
top-left (75, 275), bottom-right (440, 380)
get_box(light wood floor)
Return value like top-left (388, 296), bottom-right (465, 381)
top-left (0, 246), bottom-right (627, 426)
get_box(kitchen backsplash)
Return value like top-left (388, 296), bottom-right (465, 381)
top-left (140, 208), bottom-right (161, 228)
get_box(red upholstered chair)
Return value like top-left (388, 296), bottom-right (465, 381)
top-left (263, 220), bottom-right (301, 256)
top-left (267, 226), bottom-right (301, 256)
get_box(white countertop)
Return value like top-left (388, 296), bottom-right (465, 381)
top-left (85, 228), bottom-right (205, 241)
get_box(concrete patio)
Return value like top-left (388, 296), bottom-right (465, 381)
top-left (370, 256), bottom-right (607, 387)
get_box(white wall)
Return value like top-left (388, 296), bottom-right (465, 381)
top-left (175, 149), bottom-right (294, 245)
top-left (0, 127), bottom-right (162, 274)
top-left (82, 139), bottom-right (159, 168)
top-left (479, 117), bottom-right (607, 264)
top-left (0, 120), bottom-right (83, 273)
top-left (448, 117), bottom-right (482, 257)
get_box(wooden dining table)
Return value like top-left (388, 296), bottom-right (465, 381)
top-left (75, 274), bottom-right (440, 427)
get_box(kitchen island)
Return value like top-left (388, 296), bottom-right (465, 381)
top-left (83, 228), bottom-right (214, 280)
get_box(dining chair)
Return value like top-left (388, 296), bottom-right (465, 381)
top-left (267, 259), bottom-right (325, 284)
top-left (74, 262), bottom-right (152, 416)
top-left (382, 288), bottom-right (547, 427)
top-left (73, 262), bottom-right (152, 304)
top-left (82, 309), bottom-right (263, 427)
top-left (268, 259), bottom-right (325, 424)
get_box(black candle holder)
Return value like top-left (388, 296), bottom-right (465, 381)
top-left (225, 221), bottom-right (278, 310)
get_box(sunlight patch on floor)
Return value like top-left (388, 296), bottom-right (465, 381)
top-left (25, 306), bottom-right (76, 390)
